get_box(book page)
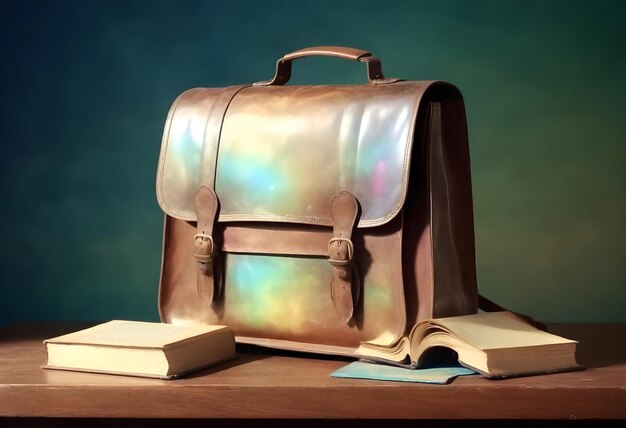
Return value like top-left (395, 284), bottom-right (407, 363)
top-left (45, 320), bottom-right (227, 348)
top-left (430, 311), bottom-right (576, 351)
top-left (355, 336), bottom-right (412, 363)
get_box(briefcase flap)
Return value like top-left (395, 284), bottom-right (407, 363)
top-left (156, 81), bottom-right (435, 227)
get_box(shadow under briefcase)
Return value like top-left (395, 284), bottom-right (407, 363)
top-left (156, 46), bottom-right (478, 354)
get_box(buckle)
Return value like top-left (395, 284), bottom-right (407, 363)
top-left (194, 233), bottom-right (215, 263)
top-left (328, 237), bottom-right (354, 266)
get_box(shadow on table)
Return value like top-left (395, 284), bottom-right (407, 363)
top-left (547, 323), bottom-right (626, 369)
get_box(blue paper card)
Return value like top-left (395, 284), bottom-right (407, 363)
top-left (331, 361), bottom-right (477, 384)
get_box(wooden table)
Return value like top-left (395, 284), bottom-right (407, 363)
top-left (0, 322), bottom-right (625, 426)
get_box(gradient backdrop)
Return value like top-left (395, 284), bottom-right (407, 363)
top-left (1, 0), bottom-right (624, 325)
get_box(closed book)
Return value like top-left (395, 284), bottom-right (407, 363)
top-left (43, 320), bottom-right (236, 379)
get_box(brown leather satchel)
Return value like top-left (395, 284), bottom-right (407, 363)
top-left (156, 46), bottom-right (478, 355)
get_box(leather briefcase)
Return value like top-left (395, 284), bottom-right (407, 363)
top-left (156, 46), bottom-right (478, 355)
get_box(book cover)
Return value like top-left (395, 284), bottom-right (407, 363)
top-left (43, 320), bottom-right (236, 379)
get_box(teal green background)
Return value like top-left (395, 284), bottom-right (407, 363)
top-left (1, 0), bottom-right (624, 325)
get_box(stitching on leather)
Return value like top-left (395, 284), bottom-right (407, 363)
top-left (363, 81), bottom-right (434, 227)
top-left (336, 85), bottom-right (362, 198)
top-left (159, 82), bottom-right (441, 231)
top-left (212, 85), bottom-right (251, 189)
top-left (157, 88), bottom-right (204, 213)
top-left (198, 85), bottom-right (251, 190)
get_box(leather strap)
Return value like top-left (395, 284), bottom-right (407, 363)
top-left (328, 191), bottom-right (360, 324)
top-left (193, 185), bottom-right (221, 306)
top-left (199, 85), bottom-right (250, 187)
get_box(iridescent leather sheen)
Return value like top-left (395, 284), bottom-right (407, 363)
top-left (157, 82), bottom-right (428, 227)
top-left (159, 215), bottom-right (407, 349)
top-left (157, 48), bottom-right (479, 354)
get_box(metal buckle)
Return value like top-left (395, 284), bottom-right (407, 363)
top-left (193, 233), bottom-right (215, 263)
top-left (328, 237), bottom-right (354, 266)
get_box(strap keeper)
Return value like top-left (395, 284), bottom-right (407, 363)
top-left (193, 253), bottom-right (213, 264)
top-left (328, 237), bottom-right (354, 266)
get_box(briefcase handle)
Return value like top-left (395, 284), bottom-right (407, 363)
top-left (254, 46), bottom-right (402, 86)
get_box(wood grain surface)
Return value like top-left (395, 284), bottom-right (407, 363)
top-left (0, 322), bottom-right (624, 422)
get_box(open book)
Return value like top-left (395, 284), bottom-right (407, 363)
top-left (355, 311), bottom-right (580, 379)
